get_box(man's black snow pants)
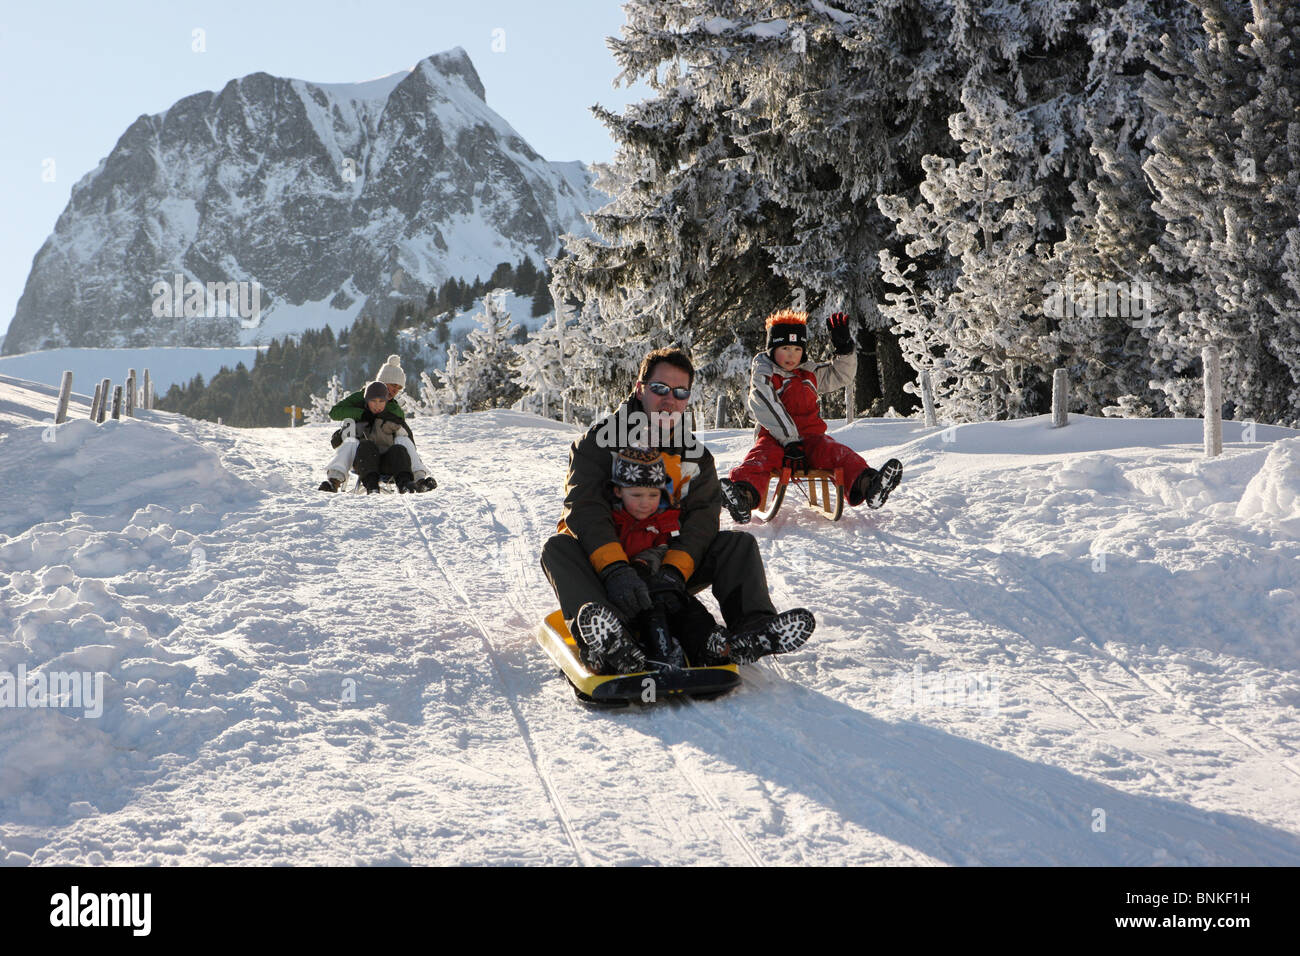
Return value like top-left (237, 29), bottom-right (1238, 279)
top-left (539, 530), bottom-right (779, 640)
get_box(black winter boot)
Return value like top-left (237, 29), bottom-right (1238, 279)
top-left (318, 477), bottom-right (341, 492)
top-left (726, 608), bottom-right (816, 664)
top-left (720, 478), bottom-right (760, 524)
top-left (850, 459), bottom-right (902, 509)
top-left (575, 603), bottom-right (647, 675)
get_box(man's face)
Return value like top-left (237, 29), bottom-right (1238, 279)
top-left (636, 362), bottom-right (691, 416)
top-left (773, 345), bottom-right (804, 371)
top-left (615, 485), bottom-right (662, 520)
top-left (386, 383), bottom-right (402, 400)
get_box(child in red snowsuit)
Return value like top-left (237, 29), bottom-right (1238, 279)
top-left (720, 310), bottom-right (901, 522)
top-left (610, 448), bottom-right (726, 666)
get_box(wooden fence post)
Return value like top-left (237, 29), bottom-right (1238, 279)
top-left (715, 394), bottom-right (725, 428)
top-left (143, 369), bottom-right (152, 409)
top-left (97, 378), bottom-right (112, 422)
top-left (1052, 368), bottom-right (1069, 427)
top-left (845, 386), bottom-right (855, 424)
top-left (921, 370), bottom-right (938, 427)
top-left (55, 371), bottom-right (73, 425)
top-left (111, 385), bottom-right (123, 420)
top-left (1203, 345), bottom-right (1222, 458)
top-left (125, 369), bottom-right (136, 417)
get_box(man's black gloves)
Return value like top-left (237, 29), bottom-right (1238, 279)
top-left (782, 440), bottom-right (807, 471)
top-left (599, 562), bottom-right (652, 619)
top-left (828, 311), bottom-right (855, 355)
top-left (646, 565), bottom-right (687, 615)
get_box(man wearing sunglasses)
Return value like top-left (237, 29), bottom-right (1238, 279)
top-left (540, 347), bottom-right (815, 675)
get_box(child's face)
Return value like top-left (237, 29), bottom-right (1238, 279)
top-left (615, 485), bottom-right (662, 520)
top-left (366, 396), bottom-right (387, 414)
top-left (773, 345), bottom-right (803, 371)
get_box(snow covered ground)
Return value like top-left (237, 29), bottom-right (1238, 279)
top-left (1, 374), bottom-right (1298, 865)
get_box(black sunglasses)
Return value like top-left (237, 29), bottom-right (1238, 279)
top-left (644, 381), bottom-right (691, 400)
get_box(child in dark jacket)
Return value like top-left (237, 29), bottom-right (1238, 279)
top-left (720, 309), bottom-right (901, 522)
top-left (610, 448), bottom-right (727, 668)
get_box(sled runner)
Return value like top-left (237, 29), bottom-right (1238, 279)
top-left (755, 466), bottom-right (845, 522)
top-left (351, 473), bottom-right (399, 493)
top-left (536, 610), bottom-right (740, 707)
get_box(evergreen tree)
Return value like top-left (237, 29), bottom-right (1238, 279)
top-left (1143, 0), bottom-right (1300, 424)
top-left (460, 291), bottom-right (523, 410)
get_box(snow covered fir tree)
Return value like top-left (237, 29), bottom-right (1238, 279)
top-left (539, 0), bottom-right (1297, 428)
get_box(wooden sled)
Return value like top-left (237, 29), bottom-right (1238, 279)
top-left (754, 466), bottom-right (845, 522)
top-left (536, 610), bottom-right (740, 707)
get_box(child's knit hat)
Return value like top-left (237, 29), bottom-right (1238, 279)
top-left (377, 354), bottom-right (406, 388)
top-left (611, 447), bottom-right (669, 489)
top-left (765, 309), bottom-right (808, 358)
top-left (364, 381), bottom-right (389, 402)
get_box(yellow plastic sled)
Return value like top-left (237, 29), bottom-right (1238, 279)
top-left (536, 609), bottom-right (740, 706)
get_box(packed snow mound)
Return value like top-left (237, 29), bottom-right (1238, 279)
top-left (1236, 436), bottom-right (1300, 532)
top-left (0, 414), bottom-right (277, 538)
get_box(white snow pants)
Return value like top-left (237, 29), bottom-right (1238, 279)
top-left (326, 435), bottom-right (429, 483)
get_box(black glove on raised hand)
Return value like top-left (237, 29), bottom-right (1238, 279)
top-left (646, 565), bottom-right (687, 615)
top-left (828, 311), bottom-right (855, 355)
top-left (782, 440), bottom-right (807, 471)
top-left (599, 561), bottom-right (653, 620)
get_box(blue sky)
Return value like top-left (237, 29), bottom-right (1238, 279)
top-left (0, 0), bottom-right (648, 340)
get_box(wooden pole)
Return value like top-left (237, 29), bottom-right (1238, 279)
top-left (714, 393), bottom-right (725, 429)
top-left (125, 369), bottom-right (136, 417)
top-left (97, 378), bottom-right (111, 422)
top-left (921, 370), bottom-right (938, 427)
top-left (1052, 368), bottom-right (1069, 427)
top-left (111, 385), bottom-right (123, 420)
top-left (143, 369), bottom-right (152, 409)
top-left (55, 371), bottom-right (73, 425)
top-left (1203, 345), bottom-right (1222, 458)
top-left (89, 381), bottom-right (103, 421)
top-left (845, 386), bottom-right (855, 424)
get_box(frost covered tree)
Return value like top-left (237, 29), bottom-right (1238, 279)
top-left (458, 291), bottom-right (522, 411)
top-left (305, 373), bottom-right (344, 424)
top-left (424, 344), bottom-right (476, 415)
top-left (1143, 0), bottom-right (1300, 425)
top-left (878, 0), bottom-right (1193, 420)
top-left (556, 0), bottom-right (976, 413)
top-left (879, 87), bottom-right (1057, 421)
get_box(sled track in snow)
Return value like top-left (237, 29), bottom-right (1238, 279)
top-left (1022, 564), bottom-right (1300, 783)
top-left (399, 495), bottom-right (594, 866)
top-left (872, 522), bottom-right (1300, 784)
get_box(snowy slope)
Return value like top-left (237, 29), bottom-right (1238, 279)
top-left (1, 375), bottom-right (1298, 865)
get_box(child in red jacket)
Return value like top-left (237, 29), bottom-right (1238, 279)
top-left (610, 448), bottom-right (726, 667)
top-left (720, 309), bottom-right (901, 522)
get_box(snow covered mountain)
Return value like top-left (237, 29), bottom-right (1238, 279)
top-left (2, 373), bottom-right (1299, 865)
top-left (4, 48), bottom-right (603, 354)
